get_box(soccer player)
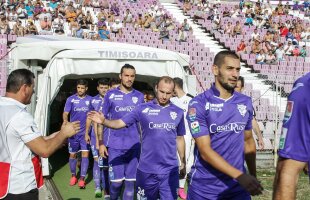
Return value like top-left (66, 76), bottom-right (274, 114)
top-left (100, 64), bottom-right (144, 200)
top-left (235, 76), bottom-right (265, 149)
top-left (85, 79), bottom-right (110, 198)
top-left (170, 77), bottom-right (194, 199)
top-left (63, 79), bottom-right (92, 188)
top-left (186, 51), bottom-right (263, 199)
top-left (88, 76), bottom-right (186, 200)
top-left (273, 72), bottom-right (310, 200)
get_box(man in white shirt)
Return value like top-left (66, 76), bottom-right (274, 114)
top-left (111, 19), bottom-right (123, 35)
top-left (170, 77), bottom-right (194, 200)
top-left (251, 29), bottom-right (260, 41)
top-left (0, 69), bottom-right (80, 200)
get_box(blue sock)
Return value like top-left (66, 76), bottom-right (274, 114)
top-left (110, 182), bottom-right (123, 200)
top-left (80, 157), bottom-right (89, 178)
top-left (93, 160), bottom-right (100, 189)
top-left (69, 158), bottom-right (77, 175)
top-left (123, 181), bottom-right (135, 200)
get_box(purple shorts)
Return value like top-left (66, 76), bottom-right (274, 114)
top-left (136, 169), bottom-right (179, 200)
top-left (108, 147), bottom-right (140, 182)
top-left (68, 134), bottom-right (90, 153)
top-left (187, 186), bottom-right (251, 200)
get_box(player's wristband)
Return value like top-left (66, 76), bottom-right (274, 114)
top-left (99, 140), bottom-right (104, 145)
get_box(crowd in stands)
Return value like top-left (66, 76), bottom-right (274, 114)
top-left (0, 0), bottom-right (195, 43)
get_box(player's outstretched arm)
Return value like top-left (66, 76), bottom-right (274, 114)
top-left (26, 121), bottom-right (80, 158)
top-left (195, 135), bottom-right (263, 196)
top-left (273, 158), bottom-right (306, 200)
top-left (244, 129), bottom-right (257, 177)
top-left (88, 111), bottom-right (126, 129)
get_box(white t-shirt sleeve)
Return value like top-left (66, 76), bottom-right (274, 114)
top-left (11, 111), bottom-right (42, 143)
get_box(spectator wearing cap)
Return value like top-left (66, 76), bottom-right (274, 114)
top-left (111, 19), bottom-right (122, 35)
top-left (53, 14), bottom-right (65, 34)
top-left (284, 39), bottom-right (294, 55)
top-left (98, 24), bottom-right (110, 41)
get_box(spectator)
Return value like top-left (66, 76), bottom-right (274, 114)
top-left (92, 0), bottom-right (100, 8)
top-left (265, 50), bottom-right (277, 64)
top-left (193, 5), bottom-right (204, 22)
top-left (79, 15), bottom-right (88, 30)
top-left (86, 24), bottom-right (97, 40)
top-left (212, 14), bottom-right (221, 30)
top-left (110, 2), bottom-right (120, 16)
top-left (111, 19), bottom-right (122, 35)
top-left (286, 28), bottom-right (298, 45)
top-left (275, 44), bottom-right (285, 61)
top-left (123, 9), bottom-right (133, 26)
top-left (256, 49), bottom-right (266, 64)
top-left (183, 0), bottom-right (192, 15)
top-left (233, 21), bottom-right (242, 36)
top-left (251, 29), bottom-right (260, 41)
top-left (65, 5), bottom-right (77, 22)
top-left (237, 39), bottom-right (246, 53)
top-left (148, 5), bottom-right (156, 18)
top-left (284, 39), bottom-right (294, 55)
top-left (101, 0), bottom-right (109, 9)
top-left (25, 1), bottom-right (34, 18)
top-left (177, 25), bottom-right (188, 42)
top-left (142, 14), bottom-right (152, 29)
top-left (0, 16), bottom-right (9, 34)
top-left (134, 13), bottom-right (144, 29)
top-left (49, 0), bottom-right (58, 10)
top-left (40, 16), bottom-right (52, 32)
top-left (292, 46), bottom-right (300, 57)
top-left (263, 30), bottom-right (273, 42)
top-left (39, 8), bottom-right (52, 21)
top-left (280, 23), bottom-right (289, 37)
top-left (155, 7), bottom-right (165, 19)
top-left (159, 26), bottom-right (169, 41)
top-left (98, 24), bottom-right (110, 40)
top-left (252, 39), bottom-right (261, 54)
top-left (13, 20), bottom-right (25, 36)
top-left (224, 21), bottom-right (233, 36)
top-left (75, 25), bottom-right (84, 38)
top-left (97, 8), bottom-right (108, 22)
top-left (85, 10), bottom-right (93, 25)
top-left (16, 3), bottom-right (27, 19)
top-left (70, 18), bottom-right (79, 37)
top-left (222, 7), bottom-right (230, 18)
top-left (8, 9), bottom-right (18, 22)
top-left (165, 15), bottom-right (175, 31)
top-left (300, 45), bottom-right (307, 57)
top-left (33, 2), bottom-right (43, 20)
top-left (97, 17), bottom-right (106, 30)
top-left (52, 14), bottom-right (65, 34)
top-left (244, 13), bottom-right (254, 26)
top-left (26, 20), bottom-right (38, 35)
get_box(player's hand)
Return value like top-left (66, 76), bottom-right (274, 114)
top-left (179, 162), bottom-right (186, 179)
top-left (303, 164), bottom-right (309, 175)
top-left (88, 111), bottom-right (105, 124)
top-left (236, 173), bottom-right (263, 196)
top-left (60, 121), bottom-right (80, 137)
top-left (85, 134), bottom-right (90, 144)
top-left (99, 144), bottom-right (108, 158)
top-left (258, 138), bottom-right (264, 149)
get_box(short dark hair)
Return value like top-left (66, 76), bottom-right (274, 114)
top-left (213, 51), bottom-right (239, 68)
top-left (173, 77), bottom-right (183, 89)
top-left (110, 78), bottom-right (120, 86)
top-left (97, 78), bottom-right (109, 86)
top-left (120, 63), bottom-right (135, 74)
top-left (238, 76), bottom-right (245, 88)
top-left (156, 76), bottom-right (175, 89)
top-left (6, 69), bottom-right (35, 93)
top-left (76, 79), bottom-right (88, 87)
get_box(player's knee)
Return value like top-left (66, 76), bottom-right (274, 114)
top-left (69, 153), bottom-right (77, 159)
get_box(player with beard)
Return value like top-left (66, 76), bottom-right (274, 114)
top-left (88, 76), bottom-right (186, 200)
top-left (85, 79), bottom-right (110, 198)
top-left (97, 64), bottom-right (144, 200)
top-left (63, 79), bottom-right (92, 188)
top-left (186, 51), bottom-right (263, 199)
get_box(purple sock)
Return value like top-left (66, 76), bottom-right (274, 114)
top-left (110, 182), bottom-right (123, 200)
top-left (101, 168), bottom-right (110, 195)
top-left (80, 157), bottom-right (89, 178)
top-left (93, 160), bottom-right (100, 189)
top-left (69, 158), bottom-right (77, 175)
top-left (123, 181), bottom-right (135, 200)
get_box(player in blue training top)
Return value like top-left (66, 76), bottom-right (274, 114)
top-left (273, 72), bottom-right (310, 200)
top-left (100, 64), bottom-right (144, 200)
top-left (186, 51), bottom-right (263, 200)
top-left (85, 78), bottom-right (110, 198)
top-left (63, 79), bottom-right (92, 189)
top-left (88, 76), bottom-right (186, 200)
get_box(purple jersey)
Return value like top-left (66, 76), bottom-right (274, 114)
top-left (64, 94), bottom-right (92, 135)
top-left (187, 84), bottom-right (253, 196)
top-left (121, 100), bottom-right (186, 174)
top-left (103, 87), bottom-right (144, 149)
top-left (278, 73), bottom-right (310, 163)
